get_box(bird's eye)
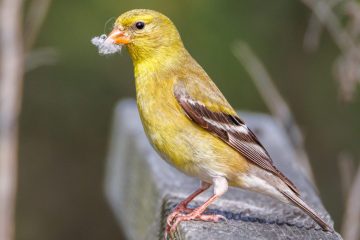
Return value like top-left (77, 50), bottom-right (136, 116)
top-left (135, 21), bottom-right (145, 30)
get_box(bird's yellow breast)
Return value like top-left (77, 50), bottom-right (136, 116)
top-left (134, 63), bottom-right (249, 183)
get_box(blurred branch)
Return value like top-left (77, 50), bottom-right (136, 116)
top-left (304, 13), bottom-right (323, 51)
top-left (0, 0), bottom-right (53, 239)
top-left (0, 2), bottom-right (24, 240)
top-left (302, 0), bottom-right (360, 102)
top-left (24, 0), bottom-right (56, 72)
top-left (338, 153), bottom-right (355, 200)
top-left (303, 0), bottom-right (343, 51)
top-left (345, 1), bottom-right (360, 39)
top-left (25, 47), bottom-right (57, 72)
top-left (341, 162), bottom-right (360, 240)
top-left (232, 41), bottom-right (315, 183)
top-left (302, 0), bottom-right (356, 51)
top-left (24, 0), bottom-right (52, 51)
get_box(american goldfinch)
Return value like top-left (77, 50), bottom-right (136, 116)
top-left (102, 9), bottom-right (332, 235)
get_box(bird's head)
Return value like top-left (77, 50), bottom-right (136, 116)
top-left (106, 9), bottom-right (184, 62)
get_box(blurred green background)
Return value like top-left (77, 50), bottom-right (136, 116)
top-left (17, 0), bottom-right (359, 239)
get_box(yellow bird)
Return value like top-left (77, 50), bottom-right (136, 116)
top-left (103, 9), bottom-right (332, 235)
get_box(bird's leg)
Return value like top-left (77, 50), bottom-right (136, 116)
top-left (167, 177), bottom-right (228, 234)
top-left (166, 181), bottom-right (211, 226)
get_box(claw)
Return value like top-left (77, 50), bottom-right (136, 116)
top-left (166, 205), bottom-right (193, 226)
top-left (165, 204), bottom-right (193, 240)
top-left (164, 224), bottom-right (177, 240)
top-left (163, 182), bottom-right (219, 239)
top-left (197, 213), bottom-right (227, 223)
top-left (165, 211), bottom-right (226, 239)
top-left (169, 212), bottom-right (226, 233)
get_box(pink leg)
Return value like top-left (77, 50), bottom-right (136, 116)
top-left (169, 194), bottom-right (226, 232)
top-left (166, 181), bottom-right (211, 226)
top-left (165, 177), bottom-right (228, 238)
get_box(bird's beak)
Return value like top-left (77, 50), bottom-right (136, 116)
top-left (105, 28), bottom-right (130, 45)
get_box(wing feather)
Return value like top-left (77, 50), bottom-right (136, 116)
top-left (174, 83), bottom-right (300, 195)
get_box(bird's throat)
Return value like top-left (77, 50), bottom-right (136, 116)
top-left (130, 44), bottom-right (187, 80)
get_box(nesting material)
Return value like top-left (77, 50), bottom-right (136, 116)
top-left (91, 34), bottom-right (122, 55)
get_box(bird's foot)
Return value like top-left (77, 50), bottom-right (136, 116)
top-left (165, 210), bottom-right (226, 238)
top-left (170, 213), bottom-right (226, 232)
top-left (166, 204), bottom-right (193, 227)
top-left (164, 203), bottom-right (194, 240)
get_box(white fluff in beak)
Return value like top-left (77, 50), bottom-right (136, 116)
top-left (91, 34), bottom-right (122, 55)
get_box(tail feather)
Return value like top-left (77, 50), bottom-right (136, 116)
top-left (280, 189), bottom-right (333, 232)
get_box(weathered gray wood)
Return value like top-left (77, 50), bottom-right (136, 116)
top-left (105, 99), bottom-right (342, 240)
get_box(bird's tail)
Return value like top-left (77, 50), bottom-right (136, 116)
top-left (279, 189), bottom-right (333, 232)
